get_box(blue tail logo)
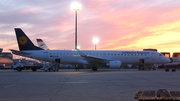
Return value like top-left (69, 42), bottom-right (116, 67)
top-left (18, 36), bottom-right (28, 45)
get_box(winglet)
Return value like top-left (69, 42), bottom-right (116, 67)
top-left (76, 49), bottom-right (87, 57)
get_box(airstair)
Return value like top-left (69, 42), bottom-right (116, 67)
top-left (41, 62), bottom-right (60, 72)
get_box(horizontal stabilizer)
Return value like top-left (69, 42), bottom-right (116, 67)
top-left (9, 49), bottom-right (31, 56)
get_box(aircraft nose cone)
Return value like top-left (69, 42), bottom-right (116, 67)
top-left (167, 58), bottom-right (171, 63)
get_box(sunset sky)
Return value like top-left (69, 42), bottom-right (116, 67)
top-left (0, 0), bottom-right (180, 56)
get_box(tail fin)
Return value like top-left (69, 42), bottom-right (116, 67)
top-left (14, 28), bottom-right (43, 51)
top-left (36, 38), bottom-right (49, 50)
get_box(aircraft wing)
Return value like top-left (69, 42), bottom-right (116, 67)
top-left (76, 49), bottom-right (109, 64)
top-left (9, 49), bottom-right (31, 56)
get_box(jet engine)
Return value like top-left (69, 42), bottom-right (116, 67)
top-left (76, 59), bottom-right (89, 65)
top-left (106, 60), bottom-right (122, 68)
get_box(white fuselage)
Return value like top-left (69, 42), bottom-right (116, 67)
top-left (20, 50), bottom-right (170, 65)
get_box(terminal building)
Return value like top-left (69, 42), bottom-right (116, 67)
top-left (0, 48), bottom-right (13, 68)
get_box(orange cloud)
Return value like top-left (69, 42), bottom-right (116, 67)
top-left (20, 8), bottom-right (41, 14)
top-left (1, 0), bottom-right (180, 57)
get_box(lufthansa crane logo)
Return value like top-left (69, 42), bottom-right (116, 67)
top-left (18, 36), bottom-right (27, 45)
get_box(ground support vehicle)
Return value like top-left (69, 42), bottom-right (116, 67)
top-left (13, 59), bottom-right (42, 72)
top-left (134, 89), bottom-right (180, 101)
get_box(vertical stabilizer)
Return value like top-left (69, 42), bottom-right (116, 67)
top-left (36, 38), bottom-right (49, 50)
top-left (14, 28), bottom-right (43, 51)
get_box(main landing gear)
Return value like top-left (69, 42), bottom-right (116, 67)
top-left (92, 66), bottom-right (97, 71)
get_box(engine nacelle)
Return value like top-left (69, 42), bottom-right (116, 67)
top-left (76, 59), bottom-right (89, 65)
top-left (106, 60), bottom-right (122, 68)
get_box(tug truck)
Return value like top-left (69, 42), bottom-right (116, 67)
top-left (134, 89), bottom-right (180, 101)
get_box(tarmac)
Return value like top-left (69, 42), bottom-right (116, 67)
top-left (0, 69), bottom-right (179, 101)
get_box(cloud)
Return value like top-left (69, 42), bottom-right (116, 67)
top-left (0, 0), bottom-right (180, 55)
top-left (20, 8), bottom-right (41, 14)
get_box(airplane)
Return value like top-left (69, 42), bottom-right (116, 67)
top-left (10, 28), bottom-right (171, 71)
top-left (36, 38), bottom-right (49, 50)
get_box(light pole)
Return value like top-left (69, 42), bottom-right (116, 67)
top-left (77, 46), bottom-right (80, 50)
top-left (93, 37), bottom-right (99, 50)
top-left (71, 2), bottom-right (82, 49)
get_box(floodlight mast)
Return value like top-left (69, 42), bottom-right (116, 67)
top-left (71, 2), bottom-right (82, 49)
top-left (93, 37), bottom-right (99, 50)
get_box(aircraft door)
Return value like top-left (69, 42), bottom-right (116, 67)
top-left (151, 53), bottom-right (155, 60)
top-left (55, 58), bottom-right (61, 63)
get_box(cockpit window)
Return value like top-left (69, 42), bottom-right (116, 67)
top-left (158, 53), bottom-right (162, 56)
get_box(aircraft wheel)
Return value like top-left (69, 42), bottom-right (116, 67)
top-left (31, 68), bottom-right (37, 71)
top-left (17, 67), bottom-right (22, 72)
top-left (92, 67), bottom-right (97, 71)
top-left (95, 67), bottom-right (97, 71)
top-left (165, 68), bottom-right (169, 72)
top-left (172, 69), bottom-right (176, 72)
